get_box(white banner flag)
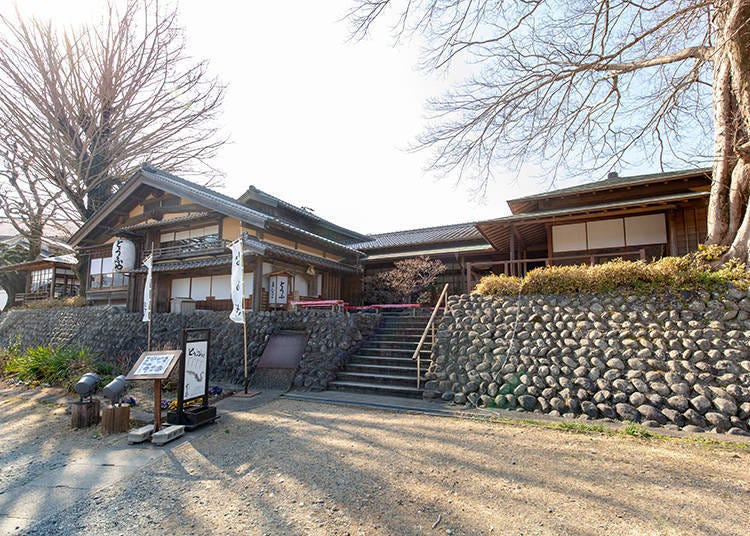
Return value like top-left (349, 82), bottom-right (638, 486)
top-left (229, 238), bottom-right (245, 324)
top-left (142, 254), bottom-right (153, 322)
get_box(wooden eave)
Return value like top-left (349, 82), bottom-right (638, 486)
top-left (507, 169), bottom-right (711, 215)
top-left (478, 191), bottom-right (710, 252)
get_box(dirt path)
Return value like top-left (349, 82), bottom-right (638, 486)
top-left (3, 390), bottom-right (749, 536)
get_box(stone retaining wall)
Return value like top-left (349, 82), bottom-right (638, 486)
top-left (426, 289), bottom-right (750, 435)
top-left (0, 306), bottom-right (380, 390)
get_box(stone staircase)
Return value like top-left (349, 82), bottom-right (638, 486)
top-left (329, 310), bottom-right (432, 398)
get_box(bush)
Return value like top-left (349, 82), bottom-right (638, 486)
top-left (473, 252), bottom-right (749, 297)
top-left (474, 274), bottom-right (522, 295)
top-left (22, 295), bottom-right (88, 309)
top-left (2, 345), bottom-right (117, 391)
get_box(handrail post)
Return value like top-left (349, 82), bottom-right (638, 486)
top-left (413, 283), bottom-right (449, 389)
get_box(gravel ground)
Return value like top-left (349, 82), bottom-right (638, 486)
top-left (2, 388), bottom-right (750, 536)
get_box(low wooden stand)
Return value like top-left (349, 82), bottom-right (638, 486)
top-left (101, 405), bottom-right (130, 434)
top-left (71, 399), bottom-right (101, 429)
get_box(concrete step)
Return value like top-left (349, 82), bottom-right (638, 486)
top-left (347, 354), bottom-right (429, 368)
top-left (344, 363), bottom-right (419, 374)
top-left (364, 339), bottom-right (431, 350)
top-left (358, 346), bottom-right (432, 357)
top-left (328, 380), bottom-right (424, 398)
top-left (336, 371), bottom-right (422, 385)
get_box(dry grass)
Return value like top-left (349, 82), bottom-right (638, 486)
top-left (474, 247), bottom-right (749, 297)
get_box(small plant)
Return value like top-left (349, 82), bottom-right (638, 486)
top-left (2, 344), bottom-right (117, 392)
top-left (624, 422), bottom-right (652, 439)
top-left (557, 421), bottom-right (607, 434)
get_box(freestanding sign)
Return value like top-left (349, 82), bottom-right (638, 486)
top-left (126, 349), bottom-right (182, 434)
top-left (167, 328), bottom-right (218, 429)
top-left (269, 273), bottom-right (290, 306)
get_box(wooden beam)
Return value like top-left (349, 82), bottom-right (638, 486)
top-left (252, 255), bottom-right (263, 312)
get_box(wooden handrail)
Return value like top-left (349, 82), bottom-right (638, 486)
top-left (412, 283), bottom-right (449, 389)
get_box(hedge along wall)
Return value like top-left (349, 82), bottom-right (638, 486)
top-left (426, 288), bottom-right (750, 435)
top-left (0, 306), bottom-right (380, 390)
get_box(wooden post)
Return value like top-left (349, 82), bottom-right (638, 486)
top-left (243, 315), bottom-right (249, 394)
top-left (71, 399), bottom-right (100, 428)
top-left (253, 255), bottom-right (263, 312)
top-left (154, 380), bottom-right (161, 432)
top-left (101, 405), bottom-right (130, 434)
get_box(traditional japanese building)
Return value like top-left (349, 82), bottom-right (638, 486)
top-left (65, 165), bottom-right (712, 311)
top-left (69, 164), bottom-right (368, 312)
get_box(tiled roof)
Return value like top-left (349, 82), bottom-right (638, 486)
top-left (0, 253), bottom-right (78, 272)
top-left (117, 212), bottom-right (212, 231)
top-left (239, 186), bottom-right (370, 242)
top-left (72, 165), bottom-right (363, 257)
top-left (353, 222), bottom-right (485, 250)
top-left (508, 168), bottom-right (711, 204)
top-left (131, 235), bottom-right (358, 274)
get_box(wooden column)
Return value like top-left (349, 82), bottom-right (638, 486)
top-left (509, 225), bottom-right (516, 277)
top-left (667, 210), bottom-right (679, 256)
top-left (253, 255), bottom-right (263, 312)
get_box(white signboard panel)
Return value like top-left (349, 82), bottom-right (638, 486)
top-left (586, 219), bottom-right (625, 249)
top-left (625, 213), bottom-right (667, 246)
top-left (552, 223), bottom-right (587, 252)
top-left (183, 340), bottom-right (208, 401)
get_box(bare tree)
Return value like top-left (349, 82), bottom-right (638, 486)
top-left (0, 0), bottom-right (226, 224)
top-left (349, 1), bottom-right (750, 261)
top-left (0, 140), bottom-right (64, 259)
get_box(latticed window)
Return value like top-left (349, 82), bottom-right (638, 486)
top-left (89, 256), bottom-right (128, 289)
top-left (30, 268), bottom-right (53, 293)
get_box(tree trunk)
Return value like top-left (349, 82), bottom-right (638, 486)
top-left (707, 53), bottom-right (735, 246)
top-left (709, 1), bottom-right (750, 262)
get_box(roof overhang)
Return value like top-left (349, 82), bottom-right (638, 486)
top-left (130, 235), bottom-right (359, 275)
top-left (477, 190), bottom-right (710, 251)
top-left (363, 244), bottom-right (494, 262)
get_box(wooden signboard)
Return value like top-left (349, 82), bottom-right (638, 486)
top-left (126, 350), bottom-right (182, 432)
top-left (126, 350), bottom-right (182, 380)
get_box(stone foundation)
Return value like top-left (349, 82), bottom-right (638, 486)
top-left (427, 288), bottom-right (750, 435)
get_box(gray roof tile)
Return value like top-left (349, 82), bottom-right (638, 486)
top-left (353, 222), bottom-right (484, 250)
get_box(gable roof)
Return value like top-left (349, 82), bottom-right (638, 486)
top-left (353, 222), bottom-right (485, 251)
top-left (70, 164), bottom-right (364, 257)
top-left (238, 185), bottom-right (370, 243)
top-left (507, 168), bottom-right (711, 214)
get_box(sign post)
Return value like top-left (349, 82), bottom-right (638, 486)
top-left (125, 349), bottom-right (182, 433)
top-left (166, 328), bottom-right (218, 429)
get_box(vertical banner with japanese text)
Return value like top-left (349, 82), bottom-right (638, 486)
top-left (229, 238), bottom-right (245, 324)
top-left (142, 255), bottom-right (153, 322)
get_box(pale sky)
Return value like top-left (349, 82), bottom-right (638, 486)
top-left (2, 1), bottom-right (642, 236)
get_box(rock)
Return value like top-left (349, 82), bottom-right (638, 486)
top-left (581, 400), bottom-right (599, 418)
top-left (667, 395), bottom-right (690, 412)
top-left (661, 408), bottom-right (687, 427)
top-left (518, 394), bottom-right (537, 411)
top-left (453, 393), bottom-right (467, 404)
top-left (712, 397), bottom-right (738, 416)
top-left (629, 392), bottom-right (647, 407)
top-left (637, 404), bottom-right (667, 424)
top-left (690, 395), bottom-right (712, 414)
top-left (704, 412), bottom-right (731, 433)
top-left (683, 409), bottom-right (708, 428)
top-left (615, 403), bottom-right (639, 421)
top-left (606, 358), bottom-right (625, 370)
top-left (597, 403), bottom-right (617, 419)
